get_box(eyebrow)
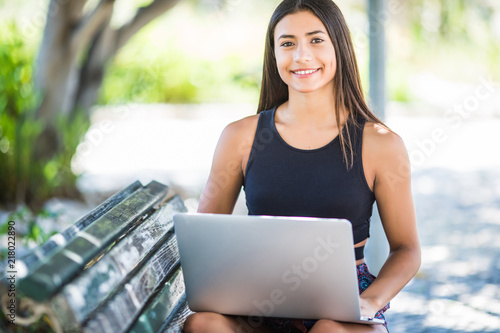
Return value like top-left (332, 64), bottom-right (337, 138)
top-left (278, 30), bottom-right (327, 40)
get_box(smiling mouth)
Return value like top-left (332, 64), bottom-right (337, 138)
top-left (291, 68), bottom-right (320, 75)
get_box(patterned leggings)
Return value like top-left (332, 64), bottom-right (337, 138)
top-left (261, 262), bottom-right (390, 332)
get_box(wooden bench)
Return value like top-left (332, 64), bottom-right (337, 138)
top-left (1, 180), bottom-right (193, 332)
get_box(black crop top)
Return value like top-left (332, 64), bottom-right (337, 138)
top-left (243, 107), bottom-right (375, 260)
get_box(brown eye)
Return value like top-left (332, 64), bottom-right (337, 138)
top-left (311, 38), bottom-right (324, 44)
top-left (280, 41), bottom-right (294, 47)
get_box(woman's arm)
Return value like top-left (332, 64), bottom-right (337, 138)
top-left (197, 116), bottom-right (258, 214)
top-left (360, 123), bottom-right (421, 316)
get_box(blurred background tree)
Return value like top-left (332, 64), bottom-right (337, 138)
top-left (35, 0), bottom-right (182, 160)
top-left (1, 0), bottom-right (184, 209)
top-left (386, 0), bottom-right (499, 103)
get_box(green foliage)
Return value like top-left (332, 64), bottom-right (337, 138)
top-left (407, 0), bottom-right (495, 43)
top-left (0, 23), bottom-right (40, 206)
top-left (100, 48), bottom-right (199, 103)
top-left (0, 21), bottom-right (85, 332)
top-left (100, 48), bottom-right (260, 104)
top-left (0, 208), bottom-right (59, 263)
top-left (99, 26), bottom-right (261, 104)
top-left (385, 0), bottom-right (500, 102)
top-left (33, 110), bottom-right (90, 202)
top-left (0, 23), bottom-right (89, 209)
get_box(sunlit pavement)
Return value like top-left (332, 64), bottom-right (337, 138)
top-left (383, 110), bottom-right (500, 332)
top-left (385, 168), bottom-right (500, 332)
top-left (73, 102), bottom-right (500, 332)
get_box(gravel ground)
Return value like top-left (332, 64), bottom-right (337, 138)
top-left (384, 168), bottom-right (500, 333)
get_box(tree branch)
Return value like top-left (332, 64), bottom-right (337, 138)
top-left (116, 0), bottom-right (181, 50)
top-left (70, 0), bottom-right (115, 55)
top-left (66, 0), bottom-right (88, 23)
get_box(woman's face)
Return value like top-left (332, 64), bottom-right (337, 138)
top-left (274, 10), bottom-right (337, 95)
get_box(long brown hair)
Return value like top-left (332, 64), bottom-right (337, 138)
top-left (258, 0), bottom-right (385, 169)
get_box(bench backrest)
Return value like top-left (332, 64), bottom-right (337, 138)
top-left (1, 181), bottom-right (193, 333)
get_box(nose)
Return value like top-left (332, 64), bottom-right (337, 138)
top-left (293, 42), bottom-right (313, 63)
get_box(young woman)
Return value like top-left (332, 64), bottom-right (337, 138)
top-left (183, 0), bottom-right (420, 332)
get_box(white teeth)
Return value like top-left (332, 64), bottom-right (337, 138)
top-left (294, 69), bottom-right (318, 75)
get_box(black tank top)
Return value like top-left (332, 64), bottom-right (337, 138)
top-left (244, 107), bottom-right (375, 258)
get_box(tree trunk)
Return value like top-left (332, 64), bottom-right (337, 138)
top-left (34, 0), bottom-right (115, 159)
top-left (72, 26), bottom-right (114, 115)
top-left (34, 0), bottom-right (181, 159)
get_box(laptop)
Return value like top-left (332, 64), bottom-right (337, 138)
top-left (173, 213), bottom-right (384, 325)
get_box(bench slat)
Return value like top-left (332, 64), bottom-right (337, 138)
top-left (129, 269), bottom-right (187, 333)
top-left (17, 181), bottom-right (169, 302)
top-left (157, 296), bottom-right (193, 333)
top-left (18, 181), bottom-right (143, 274)
top-left (57, 195), bottom-right (186, 324)
top-left (82, 235), bottom-right (183, 332)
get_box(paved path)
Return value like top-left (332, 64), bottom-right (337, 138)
top-left (385, 168), bottom-right (500, 332)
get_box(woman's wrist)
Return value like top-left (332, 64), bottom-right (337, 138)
top-left (360, 294), bottom-right (384, 313)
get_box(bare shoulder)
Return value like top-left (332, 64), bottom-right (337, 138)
top-left (362, 121), bottom-right (410, 183)
top-left (223, 114), bottom-right (259, 139)
top-left (216, 114), bottom-right (260, 157)
top-left (363, 121), bottom-right (407, 158)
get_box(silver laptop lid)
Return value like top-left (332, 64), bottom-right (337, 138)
top-left (173, 213), bottom-right (370, 323)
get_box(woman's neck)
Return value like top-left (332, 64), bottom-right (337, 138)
top-left (280, 88), bottom-right (343, 127)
